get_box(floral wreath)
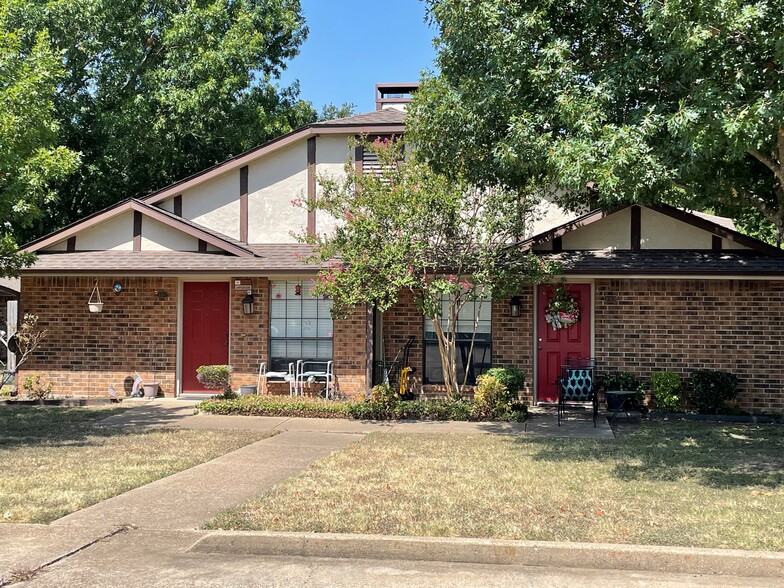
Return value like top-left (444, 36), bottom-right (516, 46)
top-left (544, 285), bottom-right (580, 330)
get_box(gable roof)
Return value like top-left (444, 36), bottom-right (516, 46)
top-left (21, 199), bottom-right (255, 257)
top-left (142, 110), bottom-right (406, 206)
top-left (524, 203), bottom-right (784, 257)
top-left (24, 244), bottom-right (320, 274)
top-left (311, 109), bottom-right (406, 127)
top-left (537, 249), bottom-right (784, 276)
top-left (0, 277), bottom-right (19, 296)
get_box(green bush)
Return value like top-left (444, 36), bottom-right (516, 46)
top-left (651, 372), bottom-right (682, 412)
top-left (196, 395), bottom-right (527, 422)
top-left (600, 371), bottom-right (642, 392)
top-left (370, 383), bottom-right (397, 406)
top-left (22, 375), bottom-right (53, 400)
top-left (690, 370), bottom-right (739, 414)
top-left (196, 365), bottom-right (235, 398)
top-left (474, 374), bottom-right (512, 419)
top-left (485, 367), bottom-right (526, 400)
top-left (600, 371), bottom-right (643, 408)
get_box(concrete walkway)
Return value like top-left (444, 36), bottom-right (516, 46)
top-left (51, 430), bottom-right (362, 531)
top-left (98, 398), bottom-right (614, 439)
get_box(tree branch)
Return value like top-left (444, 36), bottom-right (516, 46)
top-left (748, 148), bottom-right (784, 186)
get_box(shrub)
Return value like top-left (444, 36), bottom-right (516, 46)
top-left (474, 375), bottom-right (509, 415)
top-left (651, 372), bottom-right (682, 412)
top-left (370, 383), bottom-right (397, 406)
top-left (690, 370), bottom-right (739, 414)
top-left (196, 365), bottom-right (235, 398)
top-left (600, 371), bottom-right (643, 408)
top-left (473, 374), bottom-right (524, 419)
top-left (485, 367), bottom-right (526, 400)
top-left (22, 376), bottom-right (53, 400)
top-left (195, 395), bottom-right (526, 423)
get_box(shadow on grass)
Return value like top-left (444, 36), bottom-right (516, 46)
top-left (0, 405), bottom-right (166, 450)
top-left (519, 421), bottom-right (784, 490)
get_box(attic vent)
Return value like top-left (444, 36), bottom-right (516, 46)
top-left (362, 149), bottom-right (382, 175)
top-left (360, 144), bottom-right (399, 180)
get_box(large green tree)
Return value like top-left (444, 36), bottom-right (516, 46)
top-left (303, 138), bottom-right (556, 399)
top-left (0, 0), bottom-right (79, 276)
top-left (410, 0), bottom-right (784, 246)
top-left (11, 0), bottom-right (316, 242)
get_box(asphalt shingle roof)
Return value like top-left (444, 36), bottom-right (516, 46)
top-left (537, 249), bottom-right (784, 275)
top-left (313, 109), bottom-right (406, 127)
top-left (27, 245), bottom-right (321, 273)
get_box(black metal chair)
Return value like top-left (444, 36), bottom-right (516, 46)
top-left (557, 358), bottom-right (598, 427)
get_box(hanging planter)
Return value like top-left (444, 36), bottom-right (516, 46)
top-left (88, 280), bottom-right (104, 313)
top-left (544, 285), bottom-right (580, 330)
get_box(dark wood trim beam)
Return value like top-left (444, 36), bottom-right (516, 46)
top-left (198, 239), bottom-right (207, 253)
top-left (173, 194), bottom-right (182, 217)
top-left (133, 211), bottom-right (142, 252)
top-left (66, 236), bottom-right (76, 252)
top-left (631, 205), bottom-right (641, 251)
top-left (307, 136), bottom-right (317, 235)
top-left (552, 236), bottom-right (563, 253)
top-left (240, 165), bottom-right (249, 243)
top-left (712, 235), bottom-right (722, 251)
top-left (354, 139), bottom-right (363, 176)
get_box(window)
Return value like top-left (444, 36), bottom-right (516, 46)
top-left (423, 296), bottom-right (492, 385)
top-left (269, 280), bottom-right (333, 371)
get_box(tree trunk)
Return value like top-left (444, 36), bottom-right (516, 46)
top-left (432, 318), bottom-right (460, 400)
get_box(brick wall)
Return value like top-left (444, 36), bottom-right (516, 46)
top-left (594, 279), bottom-right (784, 412)
top-left (19, 276), bottom-right (178, 397)
top-left (332, 304), bottom-right (370, 397)
top-left (492, 289), bottom-right (535, 404)
top-left (24, 275), bottom-right (779, 409)
top-left (229, 277), bottom-right (268, 389)
top-left (381, 289), bottom-right (424, 393)
top-left (380, 289), bottom-right (536, 403)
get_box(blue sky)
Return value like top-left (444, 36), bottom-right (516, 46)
top-left (278, 0), bottom-right (438, 114)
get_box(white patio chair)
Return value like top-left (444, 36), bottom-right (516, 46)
top-left (258, 362), bottom-right (295, 396)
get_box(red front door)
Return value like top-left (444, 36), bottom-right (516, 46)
top-left (182, 282), bottom-right (229, 393)
top-left (536, 283), bottom-right (591, 403)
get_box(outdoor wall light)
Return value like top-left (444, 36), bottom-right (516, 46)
top-left (509, 296), bottom-right (522, 318)
top-left (242, 290), bottom-right (255, 315)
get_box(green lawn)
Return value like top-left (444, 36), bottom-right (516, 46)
top-left (0, 406), bottom-right (275, 523)
top-left (208, 422), bottom-right (784, 551)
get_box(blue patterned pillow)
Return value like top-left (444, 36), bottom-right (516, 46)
top-left (562, 369), bottom-right (593, 400)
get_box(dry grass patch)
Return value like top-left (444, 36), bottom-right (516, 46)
top-left (208, 422), bottom-right (784, 551)
top-left (0, 406), bottom-right (274, 523)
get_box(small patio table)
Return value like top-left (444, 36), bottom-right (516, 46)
top-left (605, 390), bottom-right (636, 424)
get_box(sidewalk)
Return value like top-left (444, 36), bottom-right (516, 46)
top-left (98, 399), bottom-right (614, 439)
top-left (51, 430), bottom-right (362, 531)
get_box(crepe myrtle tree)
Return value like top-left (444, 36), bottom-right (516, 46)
top-left (301, 137), bottom-right (558, 400)
top-left (411, 0), bottom-right (784, 247)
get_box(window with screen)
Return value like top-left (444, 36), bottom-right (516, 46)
top-left (269, 280), bottom-right (333, 371)
top-left (423, 296), bottom-right (492, 385)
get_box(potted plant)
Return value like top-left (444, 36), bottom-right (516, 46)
top-left (600, 371), bottom-right (643, 410)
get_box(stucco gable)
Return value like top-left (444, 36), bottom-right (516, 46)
top-left (528, 204), bottom-right (780, 256)
top-left (23, 200), bottom-right (253, 257)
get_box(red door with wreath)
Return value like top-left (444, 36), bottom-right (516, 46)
top-left (536, 283), bottom-right (591, 403)
top-left (182, 282), bottom-right (229, 393)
